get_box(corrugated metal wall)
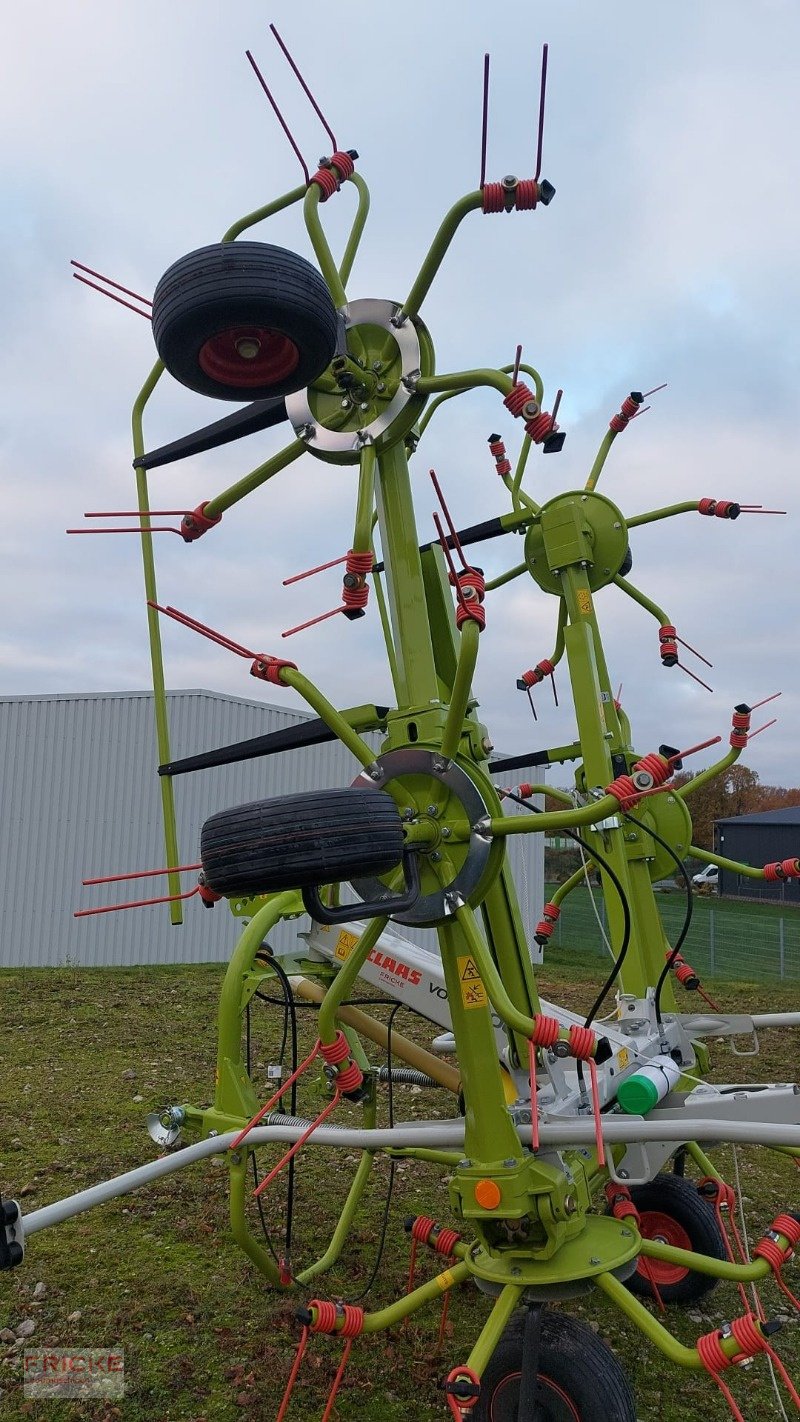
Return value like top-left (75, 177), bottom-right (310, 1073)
top-left (716, 822), bottom-right (800, 902)
top-left (0, 691), bottom-right (544, 967)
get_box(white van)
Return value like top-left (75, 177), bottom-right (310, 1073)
top-left (691, 863), bottom-right (718, 891)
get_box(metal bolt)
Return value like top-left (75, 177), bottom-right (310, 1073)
top-left (502, 1158), bottom-right (516, 1168)
top-left (429, 851), bottom-right (441, 863)
top-left (401, 809), bottom-right (416, 822)
top-left (426, 804), bottom-right (439, 817)
top-left (230, 1152), bottom-right (241, 1165)
top-left (458, 1158), bottom-right (472, 1169)
top-left (372, 361), bottom-right (382, 372)
top-left (300, 422), bottom-right (315, 440)
top-left (376, 382), bottom-right (386, 392)
top-left (564, 1195), bottom-right (577, 1215)
top-left (481, 736), bottom-right (494, 754)
top-left (441, 826), bottom-right (451, 839)
top-left (620, 1227), bottom-right (632, 1238)
top-left (511, 1266), bottom-right (522, 1276)
top-left (208, 1130), bottom-right (218, 1138)
top-left (341, 398), bottom-right (350, 409)
top-left (581, 494), bottom-right (588, 501)
top-left (613, 521), bottom-right (622, 529)
top-left (617, 1168), bottom-right (629, 1180)
top-left (589, 1256), bottom-right (601, 1266)
top-left (359, 402), bottom-right (369, 411)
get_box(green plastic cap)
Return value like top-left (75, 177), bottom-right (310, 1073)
top-left (616, 1072), bottom-right (660, 1116)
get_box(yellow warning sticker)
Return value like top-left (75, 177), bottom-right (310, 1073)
top-left (335, 929), bottom-right (359, 962)
top-left (617, 1048), bottom-right (630, 1070)
top-left (436, 1268), bottom-right (456, 1291)
top-left (457, 955), bottom-right (489, 1010)
top-left (576, 588), bottom-right (593, 616)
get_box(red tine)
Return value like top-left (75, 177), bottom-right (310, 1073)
top-left (750, 691), bottom-right (781, 712)
top-left (74, 887), bottom-right (200, 917)
top-left (512, 343), bottom-right (523, 386)
top-left (70, 260), bottom-right (152, 307)
top-left (677, 661), bottom-right (713, 693)
top-left (668, 735), bottom-right (721, 763)
top-left (67, 526), bottom-right (182, 536)
top-left (282, 606), bottom-right (343, 638)
top-left (676, 636), bottom-right (713, 669)
top-left (430, 469), bottom-right (468, 569)
top-left (245, 50), bottom-right (310, 183)
top-left (283, 553), bottom-right (349, 586)
top-left (534, 44), bottom-right (548, 182)
top-left (642, 382), bottom-right (668, 399)
top-left (84, 510), bottom-right (192, 517)
top-left (72, 273), bottom-right (151, 320)
top-left (433, 512), bottom-right (470, 617)
top-left (83, 862), bottom-right (201, 886)
top-left (148, 601), bottom-right (255, 660)
top-left (269, 23), bottom-right (337, 150)
top-left (480, 53), bottom-right (490, 188)
top-left (550, 387), bottom-right (563, 423)
top-left (748, 718), bottom-right (778, 741)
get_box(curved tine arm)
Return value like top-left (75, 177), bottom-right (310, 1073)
top-left (551, 862), bottom-right (595, 907)
top-left (488, 791), bottom-right (621, 838)
top-left (675, 744), bottom-right (742, 800)
top-left (690, 845), bottom-right (772, 880)
top-left (614, 573), bottom-right (670, 627)
top-left (221, 183), bottom-right (308, 243)
top-left (338, 172), bottom-right (371, 288)
top-left (585, 427), bottom-right (618, 493)
top-left (484, 561), bottom-right (528, 592)
top-left (203, 438), bottom-right (305, 519)
top-left (416, 367), bottom-right (513, 399)
top-left (417, 362), bottom-right (545, 442)
top-left (399, 190), bottom-right (484, 322)
top-left (278, 667), bottom-right (380, 772)
top-left (352, 444), bottom-right (377, 553)
top-left (627, 501), bottom-right (700, 530)
top-left (440, 616), bottom-right (481, 762)
top-left (304, 183), bottom-right (348, 307)
top-left (316, 915), bottom-right (388, 1046)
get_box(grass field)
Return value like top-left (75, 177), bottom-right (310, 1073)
top-left (1, 955), bottom-right (798, 1421)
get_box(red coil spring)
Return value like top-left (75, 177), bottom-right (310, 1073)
top-left (338, 1304), bottom-right (365, 1338)
top-left (525, 409), bottom-right (556, 444)
top-left (335, 1060), bottom-right (363, 1093)
top-left (606, 773), bottom-right (640, 809)
top-left (534, 902), bottom-right (560, 941)
top-left (482, 182), bottom-right (506, 213)
top-left (435, 1227), bottom-right (462, 1257)
top-left (309, 1299), bottom-right (339, 1333)
top-left (699, 497), bottom-right (741, 520)
top-left (605, 1183), bottom-right (639, 1221)
top-left (568, 1024), bottom-right (596, 1060)
top-left (450, 568), bottom-right (486, 630)
top-left (764, 858), bottom-right (800, 881)
top-left (730, 706), bottom-right (751, 749)
top-left (515, 179), bottom-right (538, 209)
top-left (674, 959), bottom-right (700, 989)
top-left (411, 1215), bottom-right (436, 1245)
top-left (181, 501), bottom-right (222, 542)
top-left (731, 709), bottom-right (751, 731)
top-left (310, 153), bottom-right (355, 201)
top-left (520, 658), bottom-right (555, 687)
top-left (319, 1032), bottom-right (350, 1065)
top-left (342, 549), bottom-right (373, 611)
top-left (758, 1214), bottom-right (800, 1258)
top-left (659, 624), bottom-right (678, 666)
top-left (251, 654), bottom-right (298, 685)
top-left (609, 392), bottom-right (643, 433)
top-left (504, 382), bottom-right (537, 418)
top-left (488, 436), bottom-right (511, 476)
top-left (633, 752), bottom-right (671, 786)
top-left (531, 1014), bottom-right (560, 1049)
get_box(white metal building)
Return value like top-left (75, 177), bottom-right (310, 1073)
top-left (0, 691), bottom-right (544, 968)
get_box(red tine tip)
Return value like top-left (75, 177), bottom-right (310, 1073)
top-left (84, 510), bottom-right (191, 518)
top-left (75, 887), bottom-right (200, 917)
top-left (283, 553), bottom-right (348, 586)
top-left (676, 635), bottom-right (713, 669)
top-left (642, 382), bottom-right (667, 399)
top-left (550, 387), bottom-right (563, 423)
top-left (534, 43), bottom-right (549, 183)
top-left (750, 691), bottom-right (781, 712)
top-left (70, 260), bottom-right (152, 306)
top-left (512, 343), bottom-right (523, 386)
top-left (245, 49), bottom-right (310, 183)
top-left (66, 526), bottom-right (182, 536)
top-left (269, 22), bottom-right (338, 151)
top-left (72, 273), bottom-right (151, 320)
top-left (282, 606), bottom-right (343, 638)
top-left (677, 661), bottom-right (713, 693)
top-left (480, 53), bottom-right (490, 190)
top-left (668, 735), bottom-right (722, 763)
top-left (430, 469), bottom-right (468, 568)
top-left (747, 717), bottom-right (778, 741)
top-left (82, 862), bottom-right (201, 886)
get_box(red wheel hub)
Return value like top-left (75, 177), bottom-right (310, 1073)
top-left (198, 326), bottom-right (300, 388)
top-left (636, 1209), bottom-right (693, 1285)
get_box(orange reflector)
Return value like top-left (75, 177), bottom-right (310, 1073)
top-left (474, 1178), bottom-right (502, 1209)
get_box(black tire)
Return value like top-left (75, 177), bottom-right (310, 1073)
top-left (152, 242), bottom-right (338, 400)
top-left (200, 787), bottom-right (404, 897)
top-left (625, 1172), bottom-right (726, 1303)
top-left (474, 1310), bottom-right (636, 1421)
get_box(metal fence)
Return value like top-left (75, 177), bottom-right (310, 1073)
top-left (551, 891), bottom-right (800, 984)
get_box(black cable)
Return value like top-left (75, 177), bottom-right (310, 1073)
top-left (343, 1002), bottom-right (401, 1305)
top-left (257, 950), bottom-right (300, 1256)
top-left (500, 788), bottom-right (632, 1029)
top-left (245, 998), bottom-right (281, 1269)
top-left (622, 811), bottom-right (694, 1024)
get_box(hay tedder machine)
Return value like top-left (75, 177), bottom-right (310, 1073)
top-left (4, 29), bottom-right (800, 1421)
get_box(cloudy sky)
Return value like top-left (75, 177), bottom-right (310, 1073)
top-left (2, 1), bottom-right (799, 794)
